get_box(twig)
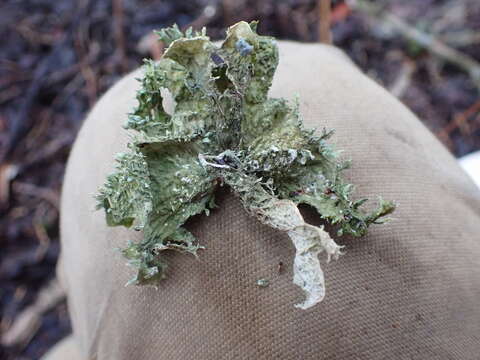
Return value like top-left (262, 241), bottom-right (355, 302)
top-left (0, 136), bottom-right (73, 203)
top-left (470, 113), bottom-right (480, 134)
top-left (75, 22), bottom-right (98, 106)
top-left (32, 203), bottom-right (54, 261)
top-left (0, 164), bottom-right (19, 204)
top-left (13, 181), bottom-right (60, 210)
top-left (318, 0), bottom-right (332, 44)
top-left (0, 85), bottom-right (22, 105)
top-left (353, 0), bottom-right (480, 90)
top-left (437, 98), bottom-right (480, 139)
top-left (46, 41), bottom-right (100, 87)
top-left (292, 7), bottom-right (311, 42)
top-left (0, 70), bottom-right (30, 91)
top-left (0, 287), bottom-right (27, 332)
top-left (389, 58), bottom-right (416, 98)
top-left (50, 73), bottom-right (86, 110)
top-left (430, 2), bottom-right (467, 36)
top-left (15, 19), bottom-right (62, 46)
top-left (440, 31), bottom-right (480, 47)
top-left (33, 221), bottom-right (51, 261)
top-left (112, 0), bottom-right (128, 72)
top-left (20, 135), bottom-right (73, 173)
top-left (1, 278), bottom-right (66, 349)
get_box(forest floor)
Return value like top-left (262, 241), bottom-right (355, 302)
top-left (1, 0), bottom-right (479, 358)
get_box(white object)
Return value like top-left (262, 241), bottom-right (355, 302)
top-left (459, 151), bottom-right (480, 189)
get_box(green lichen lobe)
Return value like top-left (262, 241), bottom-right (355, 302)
top-left (96, 21), bottom-right (395, 307)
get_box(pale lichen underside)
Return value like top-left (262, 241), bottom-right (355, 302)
top-left (96, 21), bottom-right (395, 309)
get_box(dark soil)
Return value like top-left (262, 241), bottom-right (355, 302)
top-left (1, 0), bottom-right (479, 358)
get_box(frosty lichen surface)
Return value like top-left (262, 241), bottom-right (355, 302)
top-left (96, 21), bottom-right (395, 309)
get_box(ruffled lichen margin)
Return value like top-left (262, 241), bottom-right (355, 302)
top-left (96, 21), bottom-right (395, 309)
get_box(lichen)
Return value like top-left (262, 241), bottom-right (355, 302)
top-left (96, 21), bottom-right (395, 308)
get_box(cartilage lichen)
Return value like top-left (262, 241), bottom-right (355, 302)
top-left (96, 21), bottom-right (395, 309)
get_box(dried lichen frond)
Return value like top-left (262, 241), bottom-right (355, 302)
top-left (96, 21), bottom-right (395, 308)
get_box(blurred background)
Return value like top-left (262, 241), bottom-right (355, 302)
top-left (0, 0), bottom-right (479, 358)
